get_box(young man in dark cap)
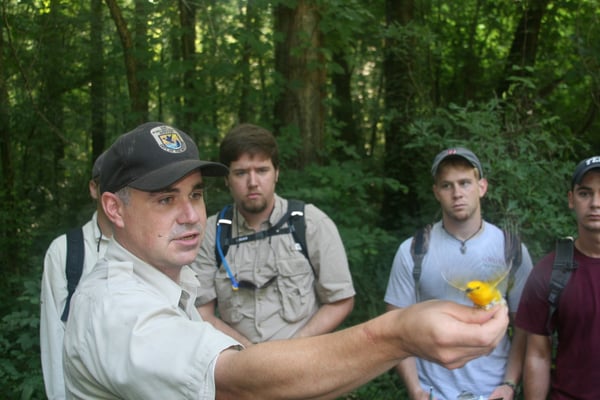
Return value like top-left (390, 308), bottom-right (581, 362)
top-left (516, 155), bottom-right (600, 400)
top-left (385, 147), bottom-right (533, 400)
top-left (63, 125), bottom-right (510, 399)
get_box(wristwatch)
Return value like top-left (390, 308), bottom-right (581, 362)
top-left (501, 380), bottom-right (517, 393)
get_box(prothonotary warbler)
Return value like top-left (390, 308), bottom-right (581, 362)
top-left (464, 279), bottom-right (506, 308)
top-left (443, 266), bottom-right (510, 309)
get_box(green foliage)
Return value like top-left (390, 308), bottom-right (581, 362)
top-left (0, 272), bottom-right (45, 399)
top-left (3, 0), bottom-right (600, 398)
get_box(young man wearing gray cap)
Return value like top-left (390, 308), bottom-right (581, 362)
top-left (63, 125), bottom-right (510, 399)
top-left (385, 147), bottom-right (533, 400)
top-left (40, 152), bottom-right (112, 400)
top-left (516, 155), bottom-right (600, 400)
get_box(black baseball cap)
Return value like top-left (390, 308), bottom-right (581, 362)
top-left (101, 122), bottom-right (228, 194)
top-left (571, 156), bottom-right (600, 188)
top-left (431, 147), bottom-right (483, 178)
top-left (92, 151), bottom-right (106, 180)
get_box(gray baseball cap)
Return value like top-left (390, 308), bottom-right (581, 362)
top-left (431, 147), bottom-right (483, 178)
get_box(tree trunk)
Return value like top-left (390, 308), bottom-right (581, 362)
top-left (496, 0), bottom-right (550, 95)
top-left (273, 0), bottom-right (325, 167)
top-left (104, 0), bottom-right (146, 123)
top-left (179, 0), bottom-right (196, 128)
top-left (331, 50), bottom-right (361, 158)
top-left (40, 0), bottom-right (66, 194)
top-left (238, 0), bottom-right (258, 123)
top-left (134, 0), bottom-right (150, 122)
top-left (461, 0), bottom-right (482, 101)
top-left (90, 0), bottom-right (106, 161)
top-left (381, 0), bottom-right (417, 230)
top-left (0, 17), bottom-right (12, 193)
top-left (0, 13), bottom-right (15, 272)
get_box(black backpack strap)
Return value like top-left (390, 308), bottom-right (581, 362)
top-left (504, 229), bottom-right (523, 294)
top-left (286, 199), bottom-right (313, 274)
top-left (410, 224), bottom-right (431, 302)
top-left (60, 227), bottom-right (85, 322)
top-left (214, 200), bottom-right (312, 272)
top-left (547, 237), bottom-right (577, 333)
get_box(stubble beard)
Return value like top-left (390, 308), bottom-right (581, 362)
top-left (446, 204), bottom-right (478, 224)
top-left (241, 197), bottom-right (268, 215)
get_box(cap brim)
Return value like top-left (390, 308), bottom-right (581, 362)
top-left (573, 165), bottom-right (600, 187)
top-left (128, 159), bottom-right (228, 192)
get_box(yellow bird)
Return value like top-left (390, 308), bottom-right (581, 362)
top-left (443, 228), bottom-right (520, 308)
top-left (443, 267), bottom-right (510, 309)
top-left (464, 279), bottom-right (506, 308)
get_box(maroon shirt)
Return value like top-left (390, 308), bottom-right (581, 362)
top-left (516, 248), bottom-right (600, 399)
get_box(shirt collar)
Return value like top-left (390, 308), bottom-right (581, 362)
top-left (91, 211), bottom-right (110, 244)
top-left (106, 239), bottom-right (200, 311)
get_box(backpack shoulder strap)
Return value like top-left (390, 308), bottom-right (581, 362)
top-left (504, 229), bottom-right (523, 293)
top-left (547, 237), bottom-right (577, 333)
top-left (214, 201), bottom-right (308, 261)
top-left (214, 200), bottom-right (313, 273)
top-left (215, 205), bottom-right (234, 267)
top-left (61, 227), bottom-right (85, 322)
top-left (286, 199), bottom-right (314, 274)
top-left (286, 199), bottom-right (308, 259)
top-left (410, 224), bottom-right (432, 302)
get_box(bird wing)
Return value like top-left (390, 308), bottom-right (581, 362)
top-left (441, 271), bottom-right (467, 292)
top-left (488, 265), bottom-right (511, 289)
top-left (441, 262), bottom-right (512, 292)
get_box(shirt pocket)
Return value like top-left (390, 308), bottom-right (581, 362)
top-left (276, 257), bottom-right (314, 323)
top-left (215, 272), bottom-right (244, 324)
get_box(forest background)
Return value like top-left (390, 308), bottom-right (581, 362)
top-left (1, 0), bottom-right (598, 398)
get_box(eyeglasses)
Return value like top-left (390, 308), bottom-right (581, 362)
top-left (237, 275), bottom-right (277, 290)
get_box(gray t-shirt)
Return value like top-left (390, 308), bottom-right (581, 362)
top-left (384, 221), bottom-right (532, 400)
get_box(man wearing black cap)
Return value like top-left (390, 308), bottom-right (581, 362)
top-left (516, 155), bottom-right (600, 400)
top-left (40, 152), bottom-right (112, 400)
top-left (385, 147), bottom-right (533, 400)
top-left (63, 125), bottom-right (511, 399)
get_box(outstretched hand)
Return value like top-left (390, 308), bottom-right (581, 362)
top-left (395, 300), bottom-right (508, 369)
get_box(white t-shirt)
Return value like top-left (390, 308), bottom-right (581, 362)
top-left (384, 221), bottom-right (533, 400)
top-left (40, 212), bottom-right (109, 400)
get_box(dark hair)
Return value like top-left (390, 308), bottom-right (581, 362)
top-left (220, 124), bottom-right (279, 169)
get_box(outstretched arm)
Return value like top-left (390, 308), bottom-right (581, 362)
top-left (215, 300), bottom-right (509, 400)
top-left (386, 304), bottom-right (430, 400)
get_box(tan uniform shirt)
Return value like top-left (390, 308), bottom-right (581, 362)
top-left (193, 194), bottom-right (355, 343)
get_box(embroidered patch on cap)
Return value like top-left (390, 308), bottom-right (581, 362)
top-left (151, 125), bottom-right (187, 153)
